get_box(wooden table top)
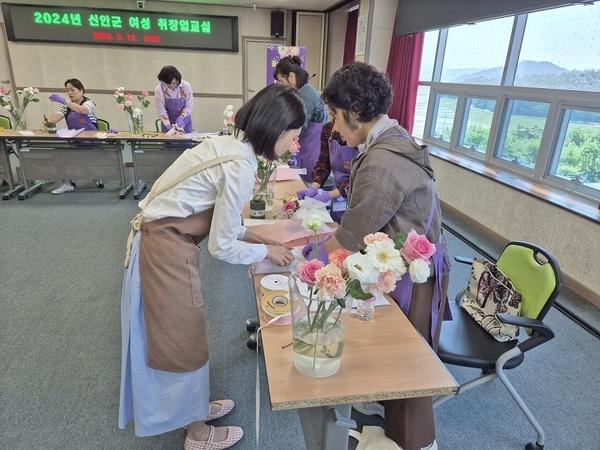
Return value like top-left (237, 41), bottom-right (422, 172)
top-left (253, 273), bottom-right (458, 411)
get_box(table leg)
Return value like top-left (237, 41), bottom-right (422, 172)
top-left (133, 180), bottom-right (147, 200)
top-left (320, 404), bottom-right (356, 450)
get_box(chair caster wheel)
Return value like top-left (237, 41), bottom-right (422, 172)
top-left (525, 443), bottom-right (543, 450)
top-left (247, 332), bottom-right (260, 350)
top-left (245, 317), bottom-right (259, 332)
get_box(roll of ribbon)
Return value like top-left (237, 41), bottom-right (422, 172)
top-left (260, 274), bottom-right (289, 297)
top-left (261, 290), bottom-right (291, 325)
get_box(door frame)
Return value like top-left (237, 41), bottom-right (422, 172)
top-left (242, 36), bottom-right (285, 104)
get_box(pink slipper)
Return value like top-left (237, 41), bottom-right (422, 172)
top-left (206, 399), bottom-right (235, 422)
top-left (184, 425), bottom-right (243, 450)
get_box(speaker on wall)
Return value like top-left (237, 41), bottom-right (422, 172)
top-left (270, 10), bottom-right (284, 37)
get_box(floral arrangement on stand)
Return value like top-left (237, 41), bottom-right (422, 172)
top-left (253, 138), bottom-right (301, 210)
top-left (0, 85), bottom-right (40, 131)
top-left (288, 214), bottom-right (437, 377)
top-left (114, 87), bottom-right (150, 135)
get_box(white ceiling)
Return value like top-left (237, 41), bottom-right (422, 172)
top-left (151, 0), bottom-right (354, 13)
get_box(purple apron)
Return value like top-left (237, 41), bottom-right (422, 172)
top-left (66, 101), bottom-right (97, 131)
top-left (298, 122), bottom-right (324, 182)
top-left (161, 86), bottom-right (192, 133)
top-left (368, 131), bottom-right (451, 341)
top-left (329, 138), bottom-right (358, 223)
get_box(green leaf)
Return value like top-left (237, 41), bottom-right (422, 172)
top-left (394, 232), bottom-right (407, 250)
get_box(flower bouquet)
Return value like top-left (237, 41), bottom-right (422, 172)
top-left (252, 139), bottom-right (300, 210)
top-left (222, 104), bottom-right (235, 134)
top-left (114, 87), bottom-right (150, 135)
top-left (0, 86), bottom-right (40, 131)
top-left (288, 215), bottom-right (436, 377)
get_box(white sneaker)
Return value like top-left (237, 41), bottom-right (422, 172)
top-left (352, 401), bottom-right (385, 418)
top-left (52, 183), bottom-right (75, 194)
top-left (93, 180), bottom-right (104, 188)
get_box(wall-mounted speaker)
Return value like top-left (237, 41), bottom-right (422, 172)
top-left (270, 10), bottom-right (285, 38)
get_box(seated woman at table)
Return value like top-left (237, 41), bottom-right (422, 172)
top-left (303, 62), bottom-right (450, 450)
top-left (119, 83), bottom-right (304, 450)
top-left (155, 65), bottom-right (194, 133)
top-left (297, 120), bottom-right (358, 223)
top-left (273, 56), bottom-right (328, 182)
top-left (43, 78), bottom-right (101, 195)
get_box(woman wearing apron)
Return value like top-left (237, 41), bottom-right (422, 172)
top-left (119, 84), bottom-right (305, 450)
top-left (297, 121), bottom-right (359, 223)
top-left (42, 78), bottom-right (101, 194)
top-left (273, 56), bottom-right (328, 182)
top-left (155, 65), bottom-right (194, 133)
top-left (303, 62), bottom-right (451, 450)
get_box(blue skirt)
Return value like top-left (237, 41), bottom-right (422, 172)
top-left (118, 232), bottom-right (210, 437)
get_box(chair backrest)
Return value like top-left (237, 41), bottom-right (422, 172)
top-left (496, 241), bottom-right (563, 321)
top-left (155, 119), bottom-right (162, 132)
top-left (97, 118), bottom-right (109, 132)
top-left (0, 114), bottom-right (12, 129)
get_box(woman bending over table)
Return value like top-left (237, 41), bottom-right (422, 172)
top-left (119, 83), bottom-right (305, 450)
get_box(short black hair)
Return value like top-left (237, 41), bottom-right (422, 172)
top-left (321, 62), bottom-right (393, 123)
top-left (234, 84), bottom-right (306, 161)
top-left (157, 66), bottom-right (182, 85)
top-left (273, 56), bottom-right (309, 88)
top-left (64, 79), bottom-right (85, 93)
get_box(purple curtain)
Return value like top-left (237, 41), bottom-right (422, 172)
top-left (343, 9), bottom-right (359, 65)
top-left (386, 32), bottom-right (424, 134)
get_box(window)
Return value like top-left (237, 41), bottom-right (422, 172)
top-left (430, 94), bottom-right (458, 143)
top-left (516, 4), bottom-right (600, 92)
top-left (458, 97), bottom-right (496, 154)
top-left (414, 2), bottom-right (600, 203)
top-left (549, 108), bottom-right (600, 189)
top-left (440, 17), bottom-right (513, 85)
top-left (495, 99), bottom-right (549, 169)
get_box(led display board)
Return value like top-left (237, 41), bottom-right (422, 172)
top-left (1, 3), bottom-right (239, 52)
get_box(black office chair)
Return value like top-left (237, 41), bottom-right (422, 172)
top-left (434, 241), bottom-right (563, 450)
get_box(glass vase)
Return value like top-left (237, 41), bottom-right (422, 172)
top-left (126, 111), bottom-right (144, 135)
top-left (253, 168), bottom-right (276, 211)
top-left (11, 113), bottom-right (27, 131)
top-left (356, 297), bottom-right (375, 321)
top-left (288, 273), bottom-right (353, 378)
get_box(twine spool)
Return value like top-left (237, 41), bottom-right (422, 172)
top-left (261, 290), bottom-right (291, 325)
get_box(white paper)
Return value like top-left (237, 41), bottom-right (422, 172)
top-left (56, 127), bottom-right (85, 138)
top-left (17, 131), bottom-right (35, 136)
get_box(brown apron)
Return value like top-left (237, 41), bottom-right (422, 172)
top-left (139, 209), bottom-right (214, 372)
top-left (125, 154), bottom-right (245, 372)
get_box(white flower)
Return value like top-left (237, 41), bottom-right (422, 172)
top-left (364, 240), bottom-right (405, 275)
top-left (117, 87), bottom-right (124, 91)
top-left (344, 253), bottom-right (379, 285)
top-left (132, 107), bottom-right (142, 117)
top-left (302, 214), bottom-right (324, 233)
top-left (408, 258), bottom-right (430, 283)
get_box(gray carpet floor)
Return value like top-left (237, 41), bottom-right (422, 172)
top-left (1, 181), bottom-right (599, 450)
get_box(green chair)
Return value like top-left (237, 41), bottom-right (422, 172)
top-left (155, 119), bottom-right (162, 132)
top-left (0, 114), bottom-right (12, 129)
top-left (97, 118), bottom-right (110, 132)
top-left (434, 241), bottom-right (563, 450)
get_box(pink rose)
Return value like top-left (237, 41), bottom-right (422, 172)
top-left (400, 229), bottom-right (436, 264)
top-left (230, 113), bottom-right (236, 122)
top-left (117, 104), bottom-right (125, 111)
top-left (124, 100), bottom-right (133, 107)
top-left (125, 93), bottom-right (134, 100)
top-left (141, 90), bottom-right (149, 96)
top-left (363, 232), bottom-right (393, 246)
top-left (0, 88), bottom-right (6, 94)
top-left (296, 259), bottom-right (325, 286)
top-left (283, 201), bottom-right (296, 213)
